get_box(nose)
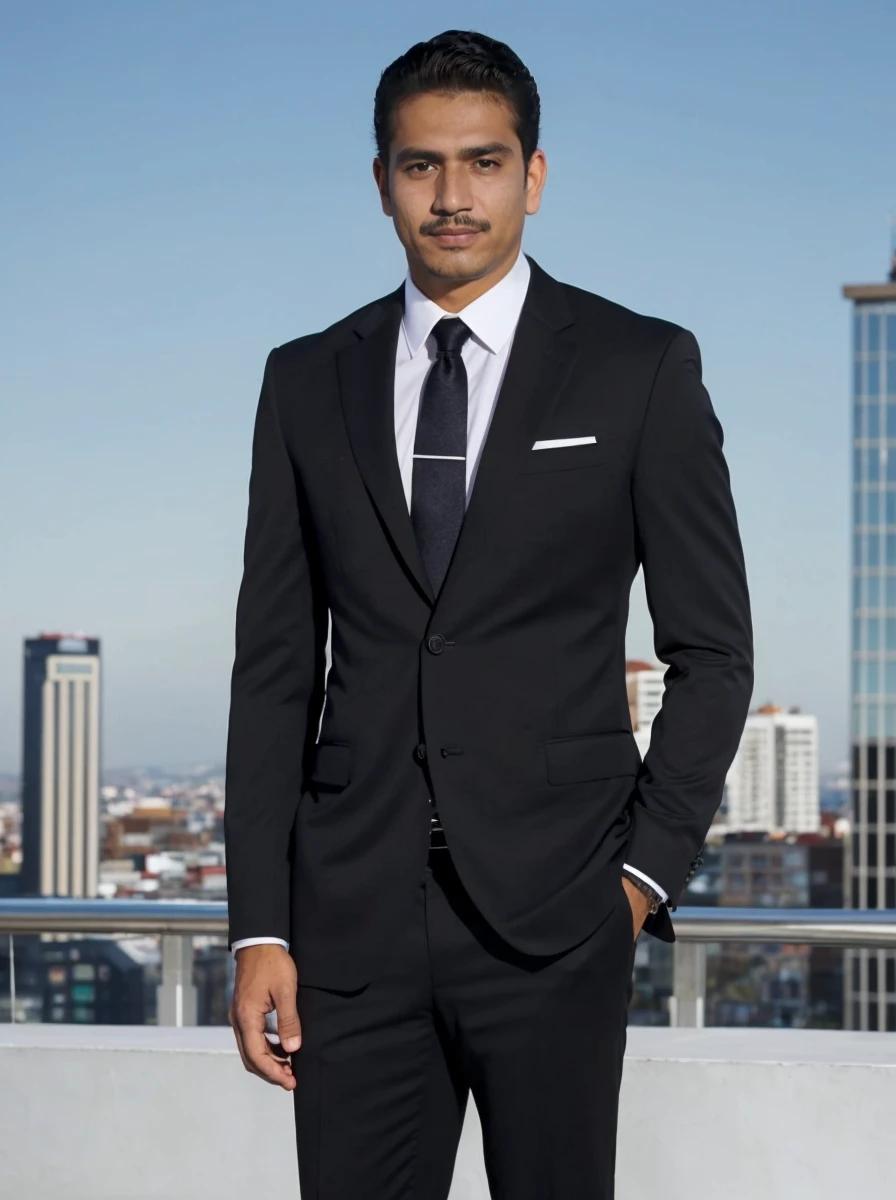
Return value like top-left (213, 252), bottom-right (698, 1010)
top-left (432, 163), bottom-right (473, 216)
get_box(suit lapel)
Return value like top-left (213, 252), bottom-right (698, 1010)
top-left (336, 282), bottom-right (436, 602)
top-left (336, 253), bottom-right (579, 612)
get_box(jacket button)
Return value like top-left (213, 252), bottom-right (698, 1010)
top-left (427, 633), bottom-right (445, 654)
top-left (413, 742), bottom-right (427, 763)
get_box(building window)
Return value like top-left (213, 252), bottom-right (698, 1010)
top-left (869, 312), bottom-right (881, 354)
top-left (866, 743), bottom-right (879, 777)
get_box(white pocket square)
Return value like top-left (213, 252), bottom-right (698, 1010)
top-left (531, 435), bottom-right (597, 450)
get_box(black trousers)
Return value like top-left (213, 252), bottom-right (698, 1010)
top-left (291, 846), bottom-right (636, 1199)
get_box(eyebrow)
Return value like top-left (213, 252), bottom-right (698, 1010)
top-left (394, 142), bottom-right (515, 167)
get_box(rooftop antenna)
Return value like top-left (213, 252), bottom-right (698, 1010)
top-left (890, 212), bottom-right (896, 282)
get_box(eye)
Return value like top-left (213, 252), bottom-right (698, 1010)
top-left (477, 158), bottom-right (499, 169)
top-left (406, 162), bottom-right (433, 175)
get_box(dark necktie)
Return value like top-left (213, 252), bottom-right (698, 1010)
top-left (410, 316), bottom-right (473, 597)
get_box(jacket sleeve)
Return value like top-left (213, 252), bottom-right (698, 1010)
top-left (223, 347), bottom-right (328, 947)
top-left (626, 327), bottom-right (754, 906)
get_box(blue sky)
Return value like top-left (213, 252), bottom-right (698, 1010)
top-left (2, 1), bottom-right (894, 773)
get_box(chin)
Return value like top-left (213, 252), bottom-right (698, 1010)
top-left (420, 243), bottom-right (487, 274)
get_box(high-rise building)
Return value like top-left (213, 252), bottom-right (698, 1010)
top-left (625, 659), bottom-right (666, 754)
top-left (843, 256), bottom-right (896, 1032)
top-left (721, 704), bottom-right (820, 834)
top-left (20, 633), bottom-right (102, 898)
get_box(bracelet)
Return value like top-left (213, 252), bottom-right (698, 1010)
top-left (621, 869), bottom-right (663, 915)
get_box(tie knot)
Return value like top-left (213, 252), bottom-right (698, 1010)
top-left (431, 316), bottom-right (472, 357)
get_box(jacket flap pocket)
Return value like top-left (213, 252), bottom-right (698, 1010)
top-left (544, 730), bottom-right (641, 785)
top-left (308, 741), bottom-right (352, 790)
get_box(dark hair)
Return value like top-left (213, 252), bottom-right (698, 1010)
top-left (373, 29), bottom-right (540, 171)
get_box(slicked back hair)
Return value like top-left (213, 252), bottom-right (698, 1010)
top-left (373, 30), bottom-right (541, 173)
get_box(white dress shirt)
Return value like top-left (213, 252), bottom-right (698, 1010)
top-left (231, 249), bottom-right (667, 956)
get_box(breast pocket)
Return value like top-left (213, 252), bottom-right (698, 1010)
top-left (519, 433), bottom-right (625, 475)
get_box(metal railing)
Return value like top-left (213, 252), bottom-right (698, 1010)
top-left (1, 899), bottom-right (895, 1027)
top-left (664, 907), bottom-right (896, 1026)
top-left (0, 897), bottom-right (225, 1027)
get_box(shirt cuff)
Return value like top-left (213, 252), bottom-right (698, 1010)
top-left (230, 936), bottom-right (290, 958)
top-left (622, 863), bottom-right (669, 904)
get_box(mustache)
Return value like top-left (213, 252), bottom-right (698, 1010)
top-left (424, 219), bottom-right (489, 234)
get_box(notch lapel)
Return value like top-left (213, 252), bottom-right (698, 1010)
top-left (336, 283), bottom-right (437, 604)
top-left (428, 255), bottom-right (578, 618)
top-left (335, 254), bottom-right (579, 613)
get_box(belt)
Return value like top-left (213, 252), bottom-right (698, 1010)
top-left (428, 800), bottom-right (448, 850)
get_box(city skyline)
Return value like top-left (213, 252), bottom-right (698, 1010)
top-left (2, 2), bottom-right (895, 774)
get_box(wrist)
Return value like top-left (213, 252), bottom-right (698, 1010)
top-left (621, 868), bottom-right (663, 915)
top-left (234, 942), bottom-right (289, 956)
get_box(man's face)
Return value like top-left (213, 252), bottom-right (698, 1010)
top-left (373, 89), bottom-right (546, 293)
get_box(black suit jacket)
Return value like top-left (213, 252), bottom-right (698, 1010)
top-left (224, 253), bottom-right (754, 990)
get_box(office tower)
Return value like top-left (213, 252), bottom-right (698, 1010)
top-left (0, 936), bottom-right (145, 1024)
top-left (625, 660), bottom-right (666, 757)
top-left (843, 254), bottom-right (896, 1031)
top-left (20, 633), bottom-right (101, 898)
top-left (721, 705), bottom-right (820, 834)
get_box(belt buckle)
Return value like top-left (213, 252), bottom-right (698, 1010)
top-left (428, 803), bottom-right (447, 851)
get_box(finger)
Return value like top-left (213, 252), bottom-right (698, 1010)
top-left (267, 1035), bottom-right (292, 1063)
top-left (237, 1021), bottom-right (293, 1081)
top-left (273, 983), bottom-right (302, 1054)
top-left (263, 1016), bottom-right (293, 1062)
top-left (229, 1010), bottom-right (254, 1075)
top-left (232, 1021), bottom-right (250, 1070)
top-left (237, 1007), bottom-right (297, 1090)
top-left (245, 1020), bottom-right (297, 1089)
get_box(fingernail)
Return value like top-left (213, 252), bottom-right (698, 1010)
top-left (283, 1036), bottom-right (300, 1052)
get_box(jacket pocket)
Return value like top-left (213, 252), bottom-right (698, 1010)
top-left (307, 741), bottom-right (353, 791)
top-left (519, 432), bottom-right (628, 474)
top-left (543, 729), bottom-right (641, 785)
top-left (519, 442), bottom-right (612, 474)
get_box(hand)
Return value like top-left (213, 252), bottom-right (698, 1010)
top-left (620, 876), bottom-right (650, 941)
top-left (229, 944), bottom-right (301, 1091)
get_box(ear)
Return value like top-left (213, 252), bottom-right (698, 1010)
top-left (525, 148), bottom-right (547, 217)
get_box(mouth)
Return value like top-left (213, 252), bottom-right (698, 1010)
top-left (429, 228), bottom-right (482, 247)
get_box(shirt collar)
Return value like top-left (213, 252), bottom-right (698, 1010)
top-left (400, 247), bottom-right (531, 358)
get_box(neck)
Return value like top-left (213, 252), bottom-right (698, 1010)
top-left (409, 246), bottom-right (521, 312)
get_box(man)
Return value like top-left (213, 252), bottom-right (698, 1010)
top-left (225, 28), bottom-right (753, 1199)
